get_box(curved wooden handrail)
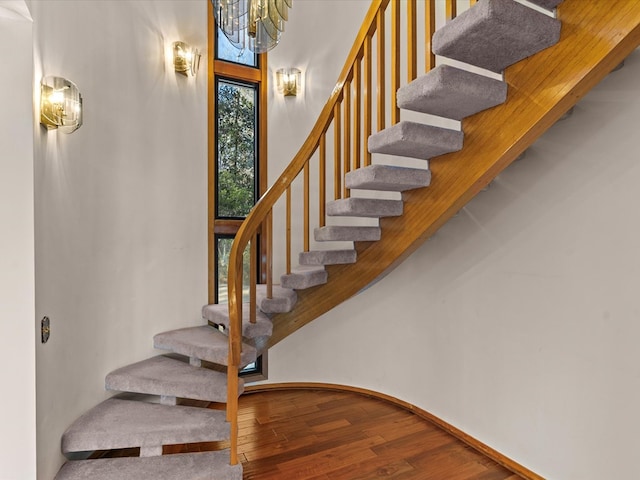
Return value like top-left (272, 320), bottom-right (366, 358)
top-left (217, 0), bottom-right (640, 467)
top-left (227, 0), bottom-right (435, 464)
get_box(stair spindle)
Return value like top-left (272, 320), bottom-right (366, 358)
top-left (334, 102), bottom-right (342, 200)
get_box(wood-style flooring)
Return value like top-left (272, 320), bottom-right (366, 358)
top-left (160, 388), bottom-right (523, 479)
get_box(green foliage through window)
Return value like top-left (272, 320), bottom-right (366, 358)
top-left (217, 80), bottom-right (257, 218)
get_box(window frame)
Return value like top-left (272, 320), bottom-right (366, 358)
top-left (208, 2), bottom-right (269, 382)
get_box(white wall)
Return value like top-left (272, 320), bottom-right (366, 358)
top-left (28, 1), bottom-right (208, 478)
top-left (267, 3), bottom-right (640, 479)
top-left (0, 2), bottom-right (37, 479)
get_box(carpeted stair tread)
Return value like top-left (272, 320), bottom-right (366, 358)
top-left (154, 326), bottom-right (256, 367)
top-left (315, 225), bottom-right (382, 242)
top-left (432, 0), bottom-right (561, 73)
top-left (256, 284), bottom-right (297, 314)
top-left (55, 451), bottom-right (242, 480)
top-left (105, 355), bottom-right (240, 403)
top-left (397, 64), bottom-right (507, 120)
top-left (368, 121), bottom-right (463, 160)
top-left (299, 249), bottom-right (357, 266)
top-left (61, 397), bottom-right (229, 454)
top-left (281, 266), bottom-right (328, 289)
top-left (346, 164), bottom-right (431, 192)
top-left (327, 197), bottom-right (403, 218)
top-left (203, 303), bottom-right (273, 338)
top-left (527, 0), bottom-right (563, 9)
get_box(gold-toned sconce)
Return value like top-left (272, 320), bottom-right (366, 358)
top-left (275, 68), bottom-right (302, 97)
top-left (173, 41), bottom-right (201, 77)
top-left (40, 76), bottom-right (83, 134)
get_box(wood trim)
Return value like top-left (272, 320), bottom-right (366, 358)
top-left (213, 59), bottom-right (262, 82)
top-left (207, 0), bottom-right (216, 304)
top-left (343, 80), bottom-right (351, 198)
top-left (407, 0), bottom-right (417, 82)
top-left (333, 102), bottom-right (342, 200)
top-left (425, 0), bottom-right (436, 71)
top-left (376, 10), bottom-right (386, 132)
top-left (446, 0), bottom-right (457, 22)
top-left (245, 382), bottom-right (544, 480)
top-left (391, 0), bottom-right (400, 124)
top-left (266, 0), bottom-right (640, 344)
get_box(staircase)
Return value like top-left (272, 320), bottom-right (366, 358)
top-left (55, 0), bottom-right (640, 478)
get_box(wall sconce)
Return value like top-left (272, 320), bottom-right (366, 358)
top-left (173, 41), bottom-right (201, 77)
top-left (40, 76), bottom-right (83, 134)
top-left (276, 68), bottom-right (302, 97)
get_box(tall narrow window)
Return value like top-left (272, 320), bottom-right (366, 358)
top-left (216, 79), bottom-right (257, 220)
top-left (208, 3), bottom-right (268, 380)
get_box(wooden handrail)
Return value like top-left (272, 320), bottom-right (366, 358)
top-left (225, 0), bottom-right (478, 465)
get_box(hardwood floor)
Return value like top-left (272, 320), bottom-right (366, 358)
top-left (164, 388), bottom-right (523, 480)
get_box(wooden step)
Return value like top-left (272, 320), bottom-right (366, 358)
top-left (62, 397), bottom-right (229, 455)
top-left (154, 326), bottom-right (256, 367)
top-left (105, 354), bottom-right (239, 404)
top-left (432, 0), bottom-right (561, 73)
top-left (55, 451), bottom-right (242, 480)
top-left (368, 121), bottom-right (463, 160)
top-left (202, 303), bottom-right (273, 338)
top-left (397, 64), bottom-right (507, 120)
top-left (327, 198), bottom-right (403, 218)
top-left (281, 266), bottom-right (328, 290)
top-left (346, 165), bottom-right (431, 192)
top-left (314, 225), bottom-right (382, 242)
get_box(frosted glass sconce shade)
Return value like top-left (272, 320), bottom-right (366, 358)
top-left (40, 76), bottom-right (83, 134)
top-left (276, 68), bottom-right (301, 96)
top-left (173, 41), bottom-right (201, 77)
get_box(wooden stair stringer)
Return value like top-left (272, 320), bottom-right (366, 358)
top-left (267, 0), bottom-right (640, 347)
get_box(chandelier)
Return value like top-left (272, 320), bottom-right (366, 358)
top-left (213, 0), bottom-right (292, 54)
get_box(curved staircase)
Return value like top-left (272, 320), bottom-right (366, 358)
top-left (55, 0), bottom-right (640, 478)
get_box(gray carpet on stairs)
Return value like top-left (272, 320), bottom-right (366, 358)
top-left (105, 354), bottom-right (240, 403)
top-left (368, 121), bottom-right (464, 160)
top-left (281, 266), bottom-right (328, 289)
top-left (256, 283), bottom-right (297, 313)
top-left (55, 451), bottom-right (242, 480)
top-left (315, 225), bottom-right (382, 242)
top-left (527, 0), bottom-right (563, 9)
top-left (202, 303), bottom-right (273, 338)
top-left (299, 249), bottom-right (357, 266)
top-left (154, 326), bottom-right (257, 367)
top-left (62, 397), bottom-right (229, 454)
top-left (327, 197), bottom-right (404, 218)
top-left (432, 0), bottom-right (561, 73)
top-left (397, 64), bottom-right (507, 120)
top-left (346, 164), bottom-right (432, 191)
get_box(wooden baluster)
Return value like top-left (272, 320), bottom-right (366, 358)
top-left (391, 0), bottom-right (400, 125)
top-left (425, 0), bottom-right (436, 72)
top-left (376, 9), bottom-right (385, 133)
top-left (334, 102), bottom-right (342, 200)
top-left (353, 60), bottom-right (361, 172)
top-left (227, 362), bottom-right (239, 463)
top-left (343, 80), bottom-right (351, 198)
top-left (407, 0), bottom-right (417, 82)
top-left (250, 234), bottom-right (256, 323)
top-left (303, 162), bottom-right (310, 252)
top-left (319, 133), bottom-right (326, 227)
top-left (266, 210), bottom-right (273, 299)
top-left (364, 36), bottom-right (372, 167)
top-left (286, 186), bottom-right (291, 274)
top-left (446, 0), bottom-right (457, 21)
top-left (226, 245), bottom-right (243, 464)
